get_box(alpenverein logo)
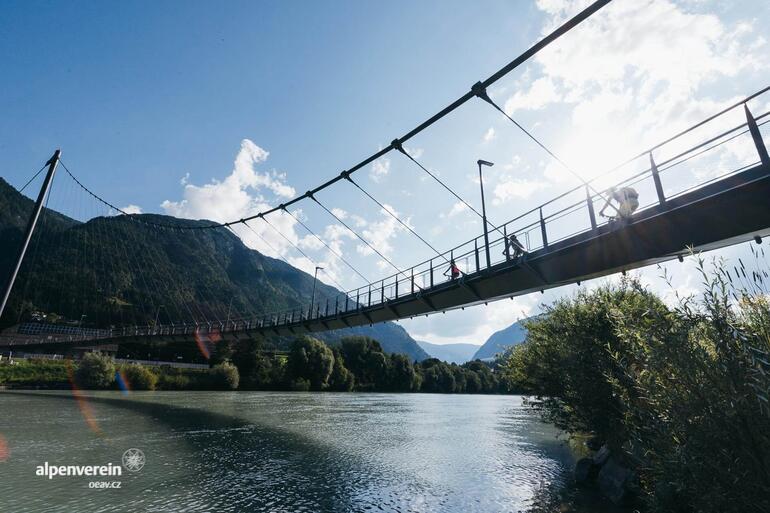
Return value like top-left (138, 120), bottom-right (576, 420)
top-left (121, 448), bottom-right (145, 472)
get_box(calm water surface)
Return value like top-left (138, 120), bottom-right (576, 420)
top-left (0, 391), bottom-right (574, 512)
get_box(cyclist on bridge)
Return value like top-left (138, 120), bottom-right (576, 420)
top-left (599, 186), bottom-right (639, 221)
top-left (444, 259), bottom-right (461, 280)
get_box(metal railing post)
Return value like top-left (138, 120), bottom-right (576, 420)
top-left (503, 224), bottom-right (510, 260)
top-left (539, 207), bottom-right (548, 249)
top-left (649, 153), bottom-right (666, 205)
top-left (586, 185), bottom-right (597, 230)
top-left (429, 259), bottom-right (434, 287)
top-left (745, 104), bottom-right (770, 166)
top-left (411, 268), bottom-right (415, 294)
top-left (474, 239), bottom-right (480, 272)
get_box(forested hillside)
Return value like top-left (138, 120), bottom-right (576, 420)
top-left (0, 177), bottom-right (427, 360)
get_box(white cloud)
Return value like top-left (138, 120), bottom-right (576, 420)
top-left (446, 201), bottom-right (469, 217)
top-left (161, 139), bottom-right (296, 225)
top-left (483, 127), bottom-right (496, 143)
top-left (357, 204), bottom-right (408, 270)
top-left (120, 204), bottom-right (143, 214)
top-left (504, 77), bottom-right (561, 115)
top-left (404, 146), bottom-right (424, 159)
top-left (493, 178), bottom-right (550, 204)
top-left (370, 158), bottom-right (390, 182)
top-left (500, 0), bottom-right (769, 185)
top-left (158, 139), bottom-right (362, 286)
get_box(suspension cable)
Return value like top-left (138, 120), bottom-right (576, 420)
top-left (311, 195), bottom-right (414, 284)
top-left (18, 164), bottom-right (48, 194)
top-left (391, 142), bottom-right (506, 238)
top-left (281, 206), bottom-right (371, 284)
top-left (235, 223), bottom-right (346, 312)
top-left (259, 214), bottom-right (348, 292)
top-left (54, 1), bottom-right (612, 231)
top-left (344, 172), bottom-right (448, 262)
top-left (474, 86), bottom-right (611, 204)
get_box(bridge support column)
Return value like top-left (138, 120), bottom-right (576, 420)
top-left (0, 150), bottom-right (60, 320)
top-left (745, 104), bottom-right (770, 166)
top-left (539, 208), bottom-right (548, 249)
top-left (650, 153), bottom-right (666, 206)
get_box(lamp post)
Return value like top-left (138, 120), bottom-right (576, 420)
top-left (309, 266), bottom-right (323, 319)
top-left (477, 159), bottom-right (494, 268)
top-left (154, 305), bottom-right (165, 334)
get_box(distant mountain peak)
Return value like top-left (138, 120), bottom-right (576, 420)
top-left (472, 318), bottom-right (533, 361)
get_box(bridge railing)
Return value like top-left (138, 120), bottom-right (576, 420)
top-left (256, 92), bottom-right (770, 328)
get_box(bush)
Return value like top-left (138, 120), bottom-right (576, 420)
top-left (120, 364), bottom-right (158, 391)
top-left (502, 259), bottom-right (770, 513)
top-left (209, 362), bottom-right (239, 390)
top-left (75, 352), bottom-right (116, 389)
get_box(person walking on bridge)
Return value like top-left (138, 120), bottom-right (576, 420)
top-left (504, 233), bottom-right (526, 260)
top-left (444, 259), bottom-right (461, 280)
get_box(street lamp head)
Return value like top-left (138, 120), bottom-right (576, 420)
top-left (315, 266), bottom-right (324, 271)
top-left (477, 159), bottom-right (494, 167)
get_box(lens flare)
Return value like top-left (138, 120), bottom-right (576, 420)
top-left (194, 331), bottom-right (212, 360)
top-left (67, 360), bottom-right (103, 436)
top-left (115, 370), bottom-right (131, 396)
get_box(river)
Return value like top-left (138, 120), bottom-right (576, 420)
top-left (0, 391), bottom-right (576, 512)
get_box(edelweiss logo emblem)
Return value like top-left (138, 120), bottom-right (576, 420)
top-left (122, 448), bottom-right (145, 472)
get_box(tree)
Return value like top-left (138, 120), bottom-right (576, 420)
top-left (419, 359), bottom-right (456, 393)
top-left (231, 337), bottom-right (281, 389)
top-left (328, 348), bottom-right (355, 392)
top-left (75, 352), bottom-right (116, 389)
top-left (463, 360), bottom-right (499, 393)
top-left (286, 336), bottom-right (335, 391)
top-left (340, 336), bottom-right (389, 390)
top-left (501, 278), bottom-right (667, 448)
top-left (209, 362), bottom-right (239, 390)
top-left (387, 353), bottom-right (418, 392)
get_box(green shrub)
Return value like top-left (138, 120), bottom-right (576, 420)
top-left (209, 362), bottom-right (239, 390)
top-left (120, 364), bottom-right (158, 391)
top-left (75, 352), bottom-right (116, 389)
top-left (502, 258), bottom-right (770, 513)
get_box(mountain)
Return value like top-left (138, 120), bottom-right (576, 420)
top-left (0, 177), bottom-right (427, 361)
top-left (417, 341), bottom-right (480, 364)
top-left (472, 320), bottom-right (530, 360)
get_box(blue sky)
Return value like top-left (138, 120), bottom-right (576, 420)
top-left (2, 0), bottom-right (769, 345)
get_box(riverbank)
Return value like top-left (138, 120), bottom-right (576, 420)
top-left (1, 335), bottom-right (509, 394)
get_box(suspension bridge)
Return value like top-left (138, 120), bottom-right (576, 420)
top-left (1, 0), bottom-right (769, 353)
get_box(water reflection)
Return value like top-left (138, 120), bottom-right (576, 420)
top-left (0, 392), bottom-right (575, 512)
